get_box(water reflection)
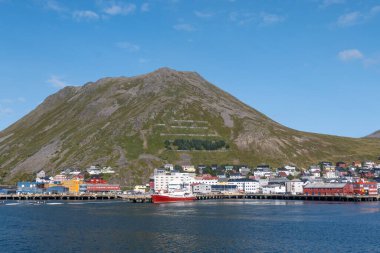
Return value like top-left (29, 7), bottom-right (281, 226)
top-left (1, 200), bottom-right (380, 252)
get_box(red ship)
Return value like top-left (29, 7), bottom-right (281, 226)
top-left (151, 191), bottom-right (196, 203)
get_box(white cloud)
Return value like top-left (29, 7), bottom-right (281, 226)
top-left (259, 12), bottom-right (285, 26)
top-left (336, 12), bottom-right (361, 27)
top-left (0, 98), bottom-right (13, 104)
top-left (229, 11), bottom-right (284, 26)
top-left (104, 3), bottom-right (136, 16)
top-left (43, 0), bottom-right (66, 12)
top-left (17, 97), bottom-right (26, 103)
top-left (0, 106), bottom-right (13, 115)
top-left (370, 5), bottom-right (380, 16)
top-left (138, 58), bottom-right (150, 64)
top-left (320, 0), bottom-right (345, 8)
top-left (229, 11), bottom-right (255, 25)
top-left (338, 49), bottom-right (364, 61)
top-left (116, 42), bottom-right (140, 52)
top-left (141, 3), bottom-right (150, 12)
top-left (0, 97), bottom-right (26, 104)
top-left (47, 75), bottom-right (71, 88)
top-left (73, 10), bottom-right (99, 21)
top-left (336, 6), bottom-right (380, 27)
top-left (194, 11), bottom-right (214, 18)
top-left (173, 23), bottom-right (196, 32)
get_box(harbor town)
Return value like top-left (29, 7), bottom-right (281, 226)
top-left (2, 159), bottom-right (380, 203)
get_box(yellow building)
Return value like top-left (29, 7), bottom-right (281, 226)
top-left (134, 185), bottom-right (147, 193)
top-left (62, 179), bottom-right (83, 193)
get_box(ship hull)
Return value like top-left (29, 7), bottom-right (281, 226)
top-left (151, 194), bottom-right (196, 203)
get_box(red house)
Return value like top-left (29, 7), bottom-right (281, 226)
top-left (353, 179), bottom-right (378, 195)
top-left (304, 183), bottom-right (353, 196)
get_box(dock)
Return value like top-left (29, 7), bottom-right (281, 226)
top-left (195, 193), bottom-right (380, 202)
top-left (1, 193), bottom-right (380, 203)
top-left (0, 194), bottom-right (119, 201)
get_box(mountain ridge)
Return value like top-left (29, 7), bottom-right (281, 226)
top-left (366, 130), bottom-right (380, 139)
top-left (1, 68), bottom-right (379, 184)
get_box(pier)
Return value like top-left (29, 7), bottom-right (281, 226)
top-left (1, 193), bottom-right (380, 203)
top-left (0, 194), bottom-right (118, 201)
top-left (0, 193), bottom-right (153, 203)
top-left (195, 193), bottom-right (380, 202)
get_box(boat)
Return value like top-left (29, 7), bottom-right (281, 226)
top-left (151, 191), bottom-right (196, 203)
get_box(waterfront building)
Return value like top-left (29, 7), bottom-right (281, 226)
top-left (46, 186), bottom-right (68, 194)
top-left (285, 179), bottom-right (304, 195)
top-left (303, 183), bottom-right (353, 196)
top-left (17, 182), bottom-right (44, 194)
top-left (0, 186), bottom-right (16, 195)
top-left (211, 184), bottom-right (237, 193)
top-left (227, 179), bottom-right (260, 193)
top-left (192, 184), bottom-right (212, 194)
top-left (62, 179), bottom-right (83, 193)
top-left (262, 184), bottom-right (286, 194)
top-left (81, 184), bottom-right (121, 193)
top-left (353, 179), bottom-right (377, 195)
top-left (153, 171), bottom-right (195, 192)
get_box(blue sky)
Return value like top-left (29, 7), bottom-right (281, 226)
top-left (0, 0), bottom-right (379, 137)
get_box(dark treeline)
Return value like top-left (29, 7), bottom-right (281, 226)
top-left (165, 139), bottom-right (229, 150)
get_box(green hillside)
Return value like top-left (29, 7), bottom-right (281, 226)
top-left (0, 68), bottom-right (379, 185)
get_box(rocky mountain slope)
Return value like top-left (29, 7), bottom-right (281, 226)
top-left (1, 68), bottom-right (379, 184)
top-left (366, 130), bottom-right (380, 139)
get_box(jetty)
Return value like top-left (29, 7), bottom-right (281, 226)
top-left (195, 193), bottom-right (380, 202)
top-left (1, 193), bottom-right (380, 203)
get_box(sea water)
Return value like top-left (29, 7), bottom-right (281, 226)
top-left (1, 199), bottom-right (380, 253)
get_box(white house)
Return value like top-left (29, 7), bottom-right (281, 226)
top-left (164, 164), bottom-right (174, 171)
top-left (183, 165), bottom-right (196, 173)
top-left (262, 184), bottom-right (286, 194)
top-left (154, 172), bottom-right (195, 192)
top-left (285, 179), bottom-right (303, 195)
top-left (87, 166), bottom-right (101, 175)
top-left (36, 170), bottom-right (45, 179)
top-left (192, 184), bottom-right (212, 194)
top-left (101, 167), bottom-right (115, 174)
top-left (230, 173), bottom-right (244, 179)
top-left (227, 179), bottom-right (260, 193)
top-left (323, 171), bottom-right (337, 179)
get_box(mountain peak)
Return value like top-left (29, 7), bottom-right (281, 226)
top-left (1, 69), bottom-right (380, 184)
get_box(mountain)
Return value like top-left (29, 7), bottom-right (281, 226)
top-left (366, 130), bottom-right (380, 139)
top-left (1, 68), bottom-right (380, 184)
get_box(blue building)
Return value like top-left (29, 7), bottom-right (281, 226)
top-left (17, 182), bottom-right (44, 194)
top-left (46, 186), bottom-right (68, 194)
top-left (0, 187), bottom-right (16, 195)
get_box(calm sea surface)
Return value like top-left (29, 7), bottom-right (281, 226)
top-left (1, 199), bottom-right (380, 253)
